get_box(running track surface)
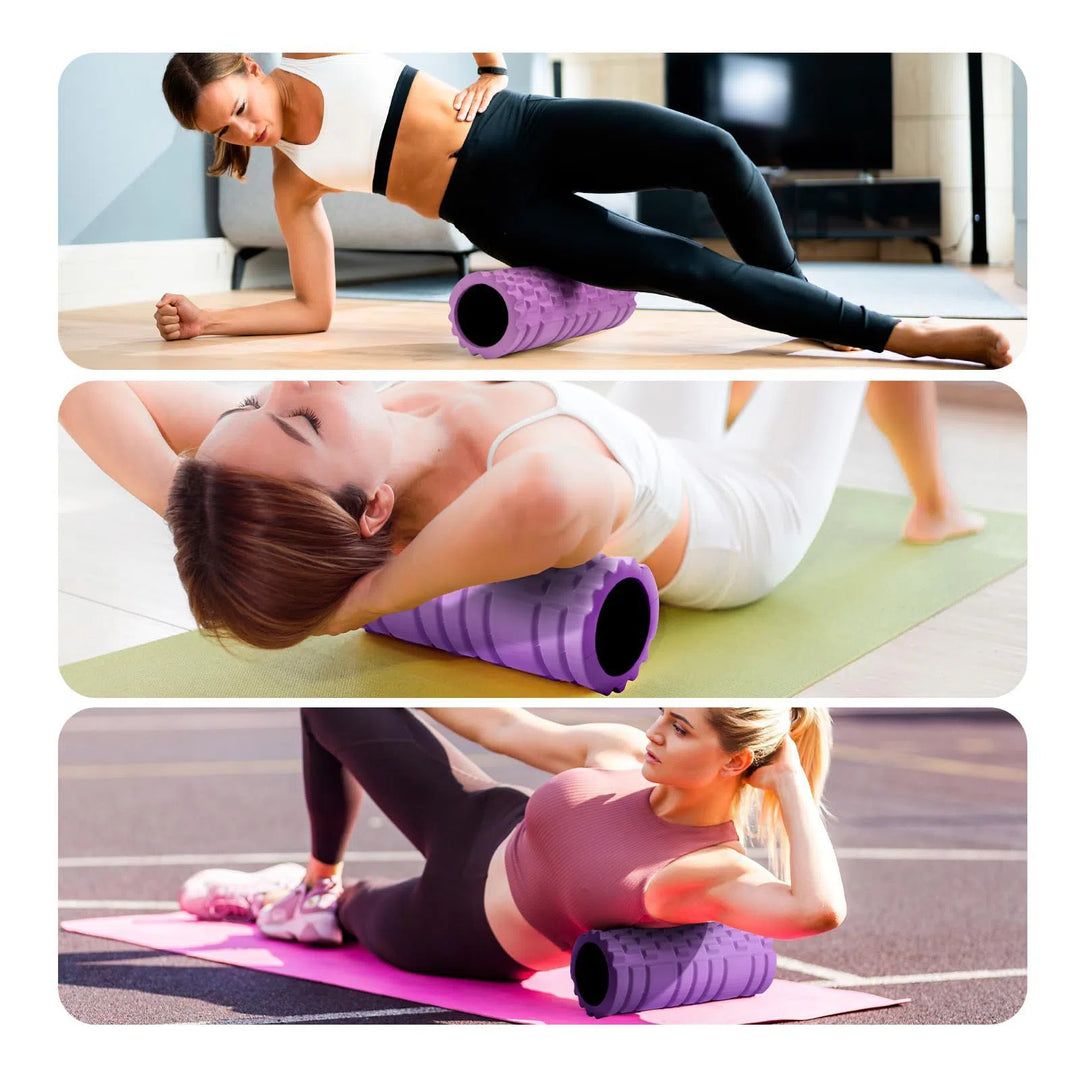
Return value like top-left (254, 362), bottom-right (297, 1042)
top-left (58, 707), bottom-right (1026, 1025)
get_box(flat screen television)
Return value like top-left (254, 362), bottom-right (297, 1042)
top-left (665, 54), bottom-right (893, 171)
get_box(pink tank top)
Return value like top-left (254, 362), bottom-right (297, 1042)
top-left (504, 768), bottom-right (739, 950)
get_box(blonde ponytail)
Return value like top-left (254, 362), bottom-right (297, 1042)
top-left (705, 706), bottom-right (833, 882)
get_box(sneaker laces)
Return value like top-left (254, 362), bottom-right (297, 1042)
top-left (301, 877), bottom-right (342, 910)
top-left (262, 878), bottom-right (339, 923)
top-left (204, 888), bottom-right (261, 921)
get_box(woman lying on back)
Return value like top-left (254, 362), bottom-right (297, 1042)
top-left (60, 380), bottom-right (983, 650)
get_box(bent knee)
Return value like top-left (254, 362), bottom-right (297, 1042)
top-left (704, 128), bottom-right (758, 190)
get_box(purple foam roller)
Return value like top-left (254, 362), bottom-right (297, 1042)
top-left (570, 923), bottom-right (776, 1018)
top-left (448, 267), bottom-right (636, 359)
top-left (364, 555), bottom-right (658, 694)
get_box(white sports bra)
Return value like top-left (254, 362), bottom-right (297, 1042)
top-left (484, 382), bottom-right (685, 561)
top-left (275, 54), bottom-right (416, 194)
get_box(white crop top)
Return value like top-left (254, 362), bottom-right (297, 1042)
top-left (485, 382), bottom-right (685, 561)
top-left (274, 54), bottom-right (416, 194)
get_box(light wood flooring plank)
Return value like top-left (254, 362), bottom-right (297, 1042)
top-left (58, 263), bottom-right (1026, 373)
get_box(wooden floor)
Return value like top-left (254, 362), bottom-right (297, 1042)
top-left (59, 385), bottom-right (1026, 697)
top-left (58, 265), bottom-right (1026, 373)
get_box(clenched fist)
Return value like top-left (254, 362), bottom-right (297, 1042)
top-left (155, 294), bottom-right (205, 341)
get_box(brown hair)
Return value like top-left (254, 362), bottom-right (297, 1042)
top-left (705, 707), bottom-right (832, 881)
top-left (162, 53), bottom-right (252, 180)
top-left (165, 458), bottom-right (396, 649)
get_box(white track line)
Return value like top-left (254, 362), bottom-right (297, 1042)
top-left (60, 760), bottom-right (300, 780)
top-left (59, 900), bottom-right (179, 910)
top-left (207, 1007), bottom-right (449, 1024)
top-left (807, 969), bottom-right (1027, 989)
top-left (775, 956), bottom-right (1026, 988)
top-left (776, 956), bottom-right (862, 981)
top-left (59, 847), bottom-right (1024, 869)
top-left (834, 848), bottom-right (1026, 861)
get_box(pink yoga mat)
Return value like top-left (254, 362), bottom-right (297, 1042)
top-left (62, 913), bottom-right (904, 1024)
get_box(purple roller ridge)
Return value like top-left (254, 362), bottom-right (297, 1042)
top-left (448, 267), bottom-right (636, 359)
top-left (365, 554), bottom-right (658, 694)
top-left (570, 924), bottom-right (777, 1018)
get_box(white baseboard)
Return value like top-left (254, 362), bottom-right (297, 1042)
top-left (59, 238), bottom-right (238, 311)
top-left (58, 238), bottom-right (470, 310)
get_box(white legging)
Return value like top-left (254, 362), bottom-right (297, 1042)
top-left (607, 381), bottom-right (868, 609)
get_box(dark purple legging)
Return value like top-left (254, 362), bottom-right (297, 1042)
top-left (438, 90), bottom-right (900, 351)
top-left (300, 707), bottom-right (532, 981)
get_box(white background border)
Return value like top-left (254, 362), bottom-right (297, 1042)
top-left (11, 0), bottom-right (1070, 1071)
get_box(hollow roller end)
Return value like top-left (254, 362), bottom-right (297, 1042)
top-left (574, 556), bottom-right (660, 695)
top-left (449, 267), bottom-right (636, 359)
top-left (364, 555), bottom-right (658, 694)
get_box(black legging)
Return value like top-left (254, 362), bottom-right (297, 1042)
top-left (439, 91), bottom-right (899, 351)
top-left (301, 707), bottom-right (532, 981)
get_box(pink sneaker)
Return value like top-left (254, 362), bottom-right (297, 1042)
top-left (178, 863), bottom-right (306, 922)
top-left (256, 877), bottom-right (344, 945)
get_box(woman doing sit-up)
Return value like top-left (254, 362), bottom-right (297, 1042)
top-left (179, 706), bottom-right (844, 978)
top-left (60, 380), bottom-right (984, 651)
top-left (155, 52), bottom-right (1011, 367)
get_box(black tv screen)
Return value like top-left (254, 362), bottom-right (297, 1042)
top-left (666, 54), bottom-right (893, 171)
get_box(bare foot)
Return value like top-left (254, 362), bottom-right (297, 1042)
top-left (903, 500), bottom-right (987, 544)
top-left (887, 317), bottom-right (1013, 368)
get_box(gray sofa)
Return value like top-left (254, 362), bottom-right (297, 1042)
top-left (218, 152), bottom-right (639, 290)
top-left (218, 149), bottom-right (478, 289)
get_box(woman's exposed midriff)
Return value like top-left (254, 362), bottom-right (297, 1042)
top-left (384, 71), bottom-right (478, 218)
top-left (483, 834), bottom-right (570, 972)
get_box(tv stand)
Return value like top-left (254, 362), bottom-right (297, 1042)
top-left (637, 176), bottom-right (942, 262)
top-left (769, 176), bottom-right (942, 262)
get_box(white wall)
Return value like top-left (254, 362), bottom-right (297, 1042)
top-left (893, 53), bottom-right (1015, 265)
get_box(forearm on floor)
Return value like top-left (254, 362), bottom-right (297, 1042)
top-left (200, 296), bottom-right (333, 336)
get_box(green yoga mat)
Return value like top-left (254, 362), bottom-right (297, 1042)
top-left (61, 488), bottom-right (1026, 699)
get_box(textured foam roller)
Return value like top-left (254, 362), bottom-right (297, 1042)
top-left (448, 267), bottom-right (637, 359)
top-left (365, 555), bottom-right (658, 694)
top-left (570, 924), bottom-right (776, 1017)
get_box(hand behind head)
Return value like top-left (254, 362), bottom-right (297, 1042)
top-left (744, 734), bottom-right (801, 791)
